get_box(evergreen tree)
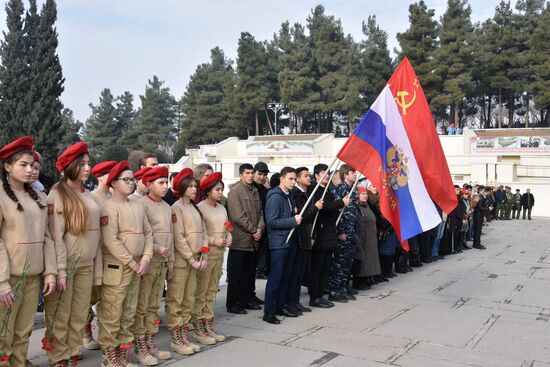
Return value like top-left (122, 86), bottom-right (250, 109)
top-left (179, 47), bottom-right (239, 150)
top-left (529, 4), bottom-right (550, 125)
top-left (235, 32), bottom-right (270, 135)
top-left (30, 0), bottom-right (65, 176)
top-left (59, 107), bottom-right (82, 147)
top-left (135, 76), bottom-right (178, 161)
top-left (0, 0), bottom-right (29, 145)
top-left (83, 88), bottom-right (118, 158)
top-left (432, 0), bottom-right (474, 126)
top-left (396, 1), bottom-right (441, 106)
top-left (116, 91), bottom-right (138, 148)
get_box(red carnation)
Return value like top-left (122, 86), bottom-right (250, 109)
top-left (153, 319), bottom-right (161, 326)
top-left (0, 353), bottom-right (10, 362)
top-left (224, 221), bottom-right (234, 232)
top-left (200, 246), bottom-right (209, 253)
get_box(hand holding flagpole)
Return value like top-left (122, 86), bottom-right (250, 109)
top-left (335, 175), bottom-right (361, 227)
top-left (286, 156), bottom-right (339, 243)
top-left (310, 161), bottom-right (341, 238)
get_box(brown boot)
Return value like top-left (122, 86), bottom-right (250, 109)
top-left (83, 323), bottom-right (100, 350)
top-left (169, 328), bottom-right (194, 356)
top-left (68, 355), bottom-right (80, 367)
top-left (134, 335), bottom-right (158, 366)
top-left (117, 346), bottom-right (137, 367)
top-left (192, 319), bottom-right (216, 345)
top-left (181, 324), bottom-right (201, 352)
top-left (205, 318), bottom-right (226, 342)
top-left (146, 334), bottom-right (171, 360)
top-left (101, 347), bottom-right (121, 367)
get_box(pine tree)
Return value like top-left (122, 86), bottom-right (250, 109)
top-left (432, 0), bottom-right (474, 126)
top-left (136, 76), bottom-right (178, 161)
top-left (0, 0), bottom-right (29, 145)
top-left (396, 1), bottom-right (441, 106)
top-left (529, 4), bottom-right (550, 126)
top-left (179, 47), bottom-right (239, 150)
top-left (30, 0), bottom-right (65, 176)
top-left (235, 32), bottom-right (270, 135)
top-left (116, 91), bottom-right (138, 148)
top-left (59, 107), bottom-right (82, 147)
top-left (83, 88), bottom-right (118, 159)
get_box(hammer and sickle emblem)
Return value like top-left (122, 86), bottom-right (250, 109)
top-left (394, 90), bottom-right (416, 115)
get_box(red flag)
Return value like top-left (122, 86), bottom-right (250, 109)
top-left (387, 58), bottom-right (457, 214)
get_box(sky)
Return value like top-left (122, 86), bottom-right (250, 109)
top-left (0, 0), bottom-right (509, 122)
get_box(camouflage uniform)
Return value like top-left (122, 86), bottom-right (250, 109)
top-left (504, 188), bottom-right (514, 220)
top-left (512, 192), bottom-right (522, 219)
top-left (328, 182), bottom-right (359, 298)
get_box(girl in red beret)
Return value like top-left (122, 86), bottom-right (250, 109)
top-left (44, 142), bottom-right (102, 366)
top-left (97, 161), bottom-right (154, 367)
top-left (0, 137), bottom-right (57, 366)
top-left (129, 167), bottom-right (173, 364)
top-left (166, 168), bottom-right (208, 355)
top-left (194, 173), bottom-right (231, 343)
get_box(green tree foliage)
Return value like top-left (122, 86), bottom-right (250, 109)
top-left (83, 88), bottom-right (118, 159)
top-left (396, 1), bottom-right (440, 106)
top-left (59, 107), bottom-right (82, 147)
top-left (135, 76), bottom-right (179, 162)
top-left (179, 47), bottom-right (239, 150)
top-left (529, 4), bottom-right (550, 125)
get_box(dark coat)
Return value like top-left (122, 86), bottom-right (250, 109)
top-left (226, 181), bottom-right (265, 251)
top-left (357, 204), bottom-right (381, 276)
top-left (521, 193), bottom-right (535, 208)
top-left (449, 195), bottom-right (466, 230)
top-left (311, 184), bottom-right (344, 250)
top-left (290, 186), bottom-right (319, 250)
top-left (474, 195), bottom-right (489, 217)
top-left (265, 187), bottom-right (298, 250)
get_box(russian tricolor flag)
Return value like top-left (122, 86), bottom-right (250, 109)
top-left (337, 85), bottom-right (441, 242)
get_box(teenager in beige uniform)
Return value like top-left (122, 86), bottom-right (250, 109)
top-left (130, 167), bottom-right (151, 201)
top-left (194, 172), bottom-right (231, 344)
top-left (45, 142), bottom-right (102, 367)
top-left (97, 161), bottom-right (153, 367)
top-left (166, 168), bottom-right (208, 356)
top-left (0, 137), bottom-right (57, 367)
top-left (83, 160), bottom-right (117, 351)
top-left (130, 167), bottom-right (173, 365)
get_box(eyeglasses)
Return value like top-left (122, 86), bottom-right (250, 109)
top-left (116, 177), bottom-right (136, 184)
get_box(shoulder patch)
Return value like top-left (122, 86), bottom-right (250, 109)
top-left (100, 216), bottom-right (109, 226)
top-left (172, 213), bottom-right (177, 223)
top-left (48, 204), bottom-right (54, 215)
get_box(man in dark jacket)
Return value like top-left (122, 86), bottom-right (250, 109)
top-left (253, 162), bottom-right (270, 279)
top-left (521, 188), bottom-right (535, 220)
top-left (494, 185), bottom-right (505, 220)
top-left (473, 188), bottom-right (490, 249)
top-left (288, 167), bottom-right (323, 315)
top-left (263, 167), bottom-right (302, 324)
top-left (308, 164), bottom-right (348, 307)
top-left (226, 163), bottom-right (265, 314)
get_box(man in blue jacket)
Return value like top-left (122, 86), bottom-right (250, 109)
top-left (263, 167), bottom-right (303, 324)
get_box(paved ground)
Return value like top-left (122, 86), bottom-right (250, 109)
top-left (27, 217), bottom-right (550, 366)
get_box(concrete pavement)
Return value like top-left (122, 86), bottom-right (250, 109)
top-left (27, 217), bottom-right (550, 366)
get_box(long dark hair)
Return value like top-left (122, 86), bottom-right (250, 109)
top-left (51, 154), bottom-right (89, 236)
top-left (1, 150), bottom-right (46, 211)
top-left (177, 176), bottom-right (203, 219)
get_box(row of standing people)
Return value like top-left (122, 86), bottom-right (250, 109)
top-left (0, 137), bottom-right (233, 367)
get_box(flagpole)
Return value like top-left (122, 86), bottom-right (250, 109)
top-left (286, 155), bottom-right (339, 243)
top-left (310, 161), bottom-right (341, 238)
top-left (335, 175), bottom-right (361, 227)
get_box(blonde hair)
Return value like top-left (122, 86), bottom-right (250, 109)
top-left (52, 155), bottom-right (89, 236)
top-left (193, 163), bottom-right (213, 181)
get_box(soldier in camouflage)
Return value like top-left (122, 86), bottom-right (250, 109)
top-left (504, 186), bottom-right (514, 220)
top-left (328, 164), bottom-right (359, 303)
top-left (512, 189), bottom-right (522, 219)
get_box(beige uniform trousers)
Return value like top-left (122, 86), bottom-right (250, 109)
top-left (0, 275), bottom-right (40, 367)
top-left (44, 266), bottom-right (93, 363)
top-left (192, 257), bottom-right (223, 321)
top-left (98, 265), bottom-right (140, 348)
top-left (131, 261), bottom-right (166, 336)
top-left (86, 285), bottom-right (100, 324)
top-left (165, 262), bottom-right (197, 330)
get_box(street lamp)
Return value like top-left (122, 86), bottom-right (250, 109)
top-left (267, 102), bottom-right (285, 135)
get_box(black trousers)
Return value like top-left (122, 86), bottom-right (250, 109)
top-left (308, 248), bottom-right (333, 300)
top-left (522, 207), bottom-right (532, 219)
top-left (226, 249), bottom-right (257, 308)
top-left (287, 248), bottom-right (310, 304)
top-left (473, 214), bottom-right (483, 247)
top-left (256, 234), bottom-right (269, 275)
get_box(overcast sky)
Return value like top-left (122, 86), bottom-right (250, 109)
top-left (0, 0), bottom-right (508, 122)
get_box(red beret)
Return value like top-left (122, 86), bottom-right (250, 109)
top-left (0, 136), bottom-right (34, 161)
top-left (91, 160), bottom-right (117, 177)
top-left (172, 168), bottom-right (194, 198)
top-left (106, 160), bottom-right (131, 187)
top-left (56, 142), bottom-right (89, 172)
top-left (200, 172), bottom-right (222, 191)
top-left (134, 167), bottom-right (152, 181)
top-left (142, 166), bottom-right (168, 185)
top-left (33, 150), bottom-right (41, 163)
top-left (460, 188), bottom-right (469, 195)
top-left (357, 186), bottom-right (368, 194)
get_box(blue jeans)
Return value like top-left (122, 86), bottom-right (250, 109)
top-left (264, 243), bottom-right (297, 315)
top-left (432, 220), bottom-right (446, 257)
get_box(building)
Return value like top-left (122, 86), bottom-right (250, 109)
top-left (166, 128), bottom-right (550, 217)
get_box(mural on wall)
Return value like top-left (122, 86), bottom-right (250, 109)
top-left (246, 140), bottom-right (314, 157)
top-left (472, 136), bottom-right (550, 154)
